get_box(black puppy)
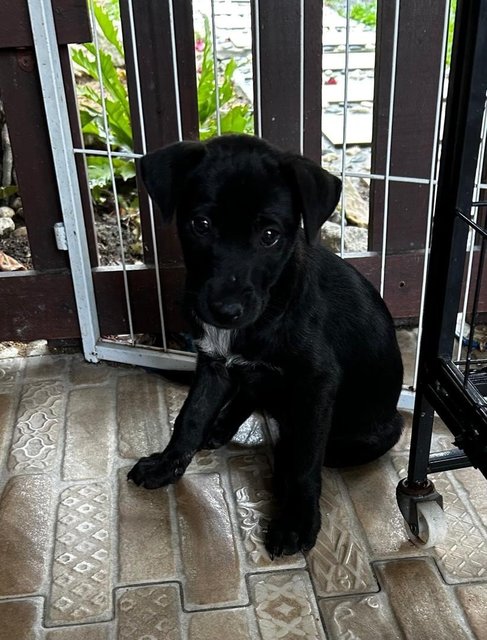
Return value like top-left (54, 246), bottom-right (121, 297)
top-left (128, 134), bottom-right (403, 557)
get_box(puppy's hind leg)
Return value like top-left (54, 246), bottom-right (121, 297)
top-left (200, 390), bottom-right (255, 450)
top-left (265, 380), bottom-right (337, 558)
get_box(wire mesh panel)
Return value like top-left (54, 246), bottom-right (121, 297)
top-left (19, 0), bottom-right (472, 392)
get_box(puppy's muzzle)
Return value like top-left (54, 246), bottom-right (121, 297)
top-left (209, 300), bottom-right (244, 324)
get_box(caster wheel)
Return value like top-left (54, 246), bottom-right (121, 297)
top-left (405, 501), bottom-right (448, 549)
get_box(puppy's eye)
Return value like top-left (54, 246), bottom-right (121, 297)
top-left (191, 216), bottom-right (212, 236)
top-left (261, 228), bottom-right (280, 247)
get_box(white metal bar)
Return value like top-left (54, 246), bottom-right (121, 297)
top-left (96, 341), bottom-right (196, 371)
top-left (88, 0), bottom-right (135, 344)
top-left (73, 148), bottom-right (141, 159)
top-left (455, 97), bottom-right (487, 361)
top-left (126, 0), bottom-right (168, 351)
top-left (253, 0), bottom-right (262, 137)
top-left (299, 0), bottom-right (305, 155)
top-left (210, 0), bottom-right (222, 136)
top-left (398, 389), bottom-right (415, 411)
top-left (413, 1), bottom-right (451, 388)
top-left (168, 0), bottom-right (184, 141)
top-left (344, 171), bottom-right (436, 185)
top-left (380, 0), bottom-right (401, 297)
top-left (26, 0), bottom-right (100, 361)
top-left (73, 148), bottom-right (440, 186)
top-left (339, 0), bottom-right (351, 258)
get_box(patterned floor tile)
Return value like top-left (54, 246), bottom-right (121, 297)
top-left (0, 389), bottom-right (16, 462)
top-left (63, 387), bottom-right (114, 481)
top-left (0, 599), bottom-right (43, 640)
top-left (116, 584), bottom-right (182, 640)
top-left (430, 474), bottom-right (487, 583)
top-left (375, 558), bottom-right (473, 640)
top-left (175, 472), bottom-right (246, 609)
top-left (188, 609), bottom-right (253, 640)
top-left (118, 468), bottom-right (176, 584)
top-left (456, 583), bottom-right (487, 640)
top-left (308, 470), bottom-right (377, 597)
top-left (0, 357), bottom-right (22, 387)
top-left (249, 571), bottom-right (327, 639)
top-left (0, 475), bottom-right (52, 596)
top-left (229, 453), bottom-right (306, 569)
top-left (116, 373), bottom-right (167, 459)
top-left (8, 380), bottom-right (64, 474)
top-left (393, 457), bottom-right (487, 583)
top-left (48, 483), bottom-right (112, 625)
top-left (319, 593), bottom-right (402, 640)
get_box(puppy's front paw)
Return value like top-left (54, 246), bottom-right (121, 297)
top-left (264, 513), bottom-right (320, 559)
top-left (127, 451), bottom-right (191, 489)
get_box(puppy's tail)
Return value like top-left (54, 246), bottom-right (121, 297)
top-left (324, 411), bottom-right (404, 468)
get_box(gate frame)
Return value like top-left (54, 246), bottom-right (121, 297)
top-left (26, 0), bottom-right (195, 371)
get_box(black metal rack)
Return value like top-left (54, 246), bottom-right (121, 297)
top-left (396, 0), bottom-right (487, 546)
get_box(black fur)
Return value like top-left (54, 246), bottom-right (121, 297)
top-left (128, 134), bottom-right (403, 557)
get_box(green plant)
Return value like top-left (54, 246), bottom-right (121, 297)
top-left (325, 1), bottom-right (376, 28)
top-left (350, 2), bottom-right (376, 27)
top-left (196, 17), bottom-right (253, 140)
top-left (72, 2), bottom-right (252, 199)
top-left (71, 0), bottom-right (134, 201)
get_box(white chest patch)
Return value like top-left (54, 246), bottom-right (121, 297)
top-left (196, 322), bottom-right (282, 373)
top-left (196, 323), bottom-right (236, 358)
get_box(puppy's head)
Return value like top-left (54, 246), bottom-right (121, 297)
top-left (140, 134), bottom-right (341, 329)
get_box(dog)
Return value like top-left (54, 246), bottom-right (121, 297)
top-left (128, 133), bottom-right (404, 557)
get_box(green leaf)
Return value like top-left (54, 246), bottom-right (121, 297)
top-left (86, 156), bottom-right (136, 190)
top-left (93, 0), bottom-right (124, 57)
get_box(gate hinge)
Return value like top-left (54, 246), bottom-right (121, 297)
top-left (53, 222), bottom-right (68, 251)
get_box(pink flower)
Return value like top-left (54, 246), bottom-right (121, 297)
top-left (195, 38), bottom-right (205, 52)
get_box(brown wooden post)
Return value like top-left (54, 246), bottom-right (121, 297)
top-left (251, 0), bottom-right (323, 163)
top-left (369, 0), bottom-right (448, 255)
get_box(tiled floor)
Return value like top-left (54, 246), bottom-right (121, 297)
top-left (0, 347), bottom-right (487, 639)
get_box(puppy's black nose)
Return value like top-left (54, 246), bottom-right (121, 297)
top-left (210, 301), bottom-right (244, 323)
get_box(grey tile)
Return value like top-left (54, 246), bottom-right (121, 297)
top-left (116, 373), bottom-right (167, 458)
top-left (188, 609), bottom-right (252, 640)
top-left (0, 599), bottom-right (42, 640)
top-left (456, 583), bottom-right (487, 640)
top-left (375, 558), bottom-right (472, 640)
top-left (340, 458), bottom-right (419, 558)
top-left (63, 386), bottom-right (114, 480)
top-left (69, 356), bottom-right (112, 386)
top-left (45, 625), bottom-right (110, 640)
top-left (0, 390), bottom-right (16, 462)
top-left (0, 476), bottom-right (52, 596)
top-left (48, 483), bottom-right (112, 624)
top-left (24, 355), bottom-right (69, 381)
top-left (116, 584), bottom-right (182, 640)
top-left (118, 468), bottom-right (176, 584)
top-left (175, 472), bottom-right (245, 608)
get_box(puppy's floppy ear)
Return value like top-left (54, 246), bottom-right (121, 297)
top-left (285, 155), bottom-right (342, 244)
top-left (139, 141), bottom-right (206, 222)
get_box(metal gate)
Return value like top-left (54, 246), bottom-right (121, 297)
top-left (6, 0), bottom-right (483, 409)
